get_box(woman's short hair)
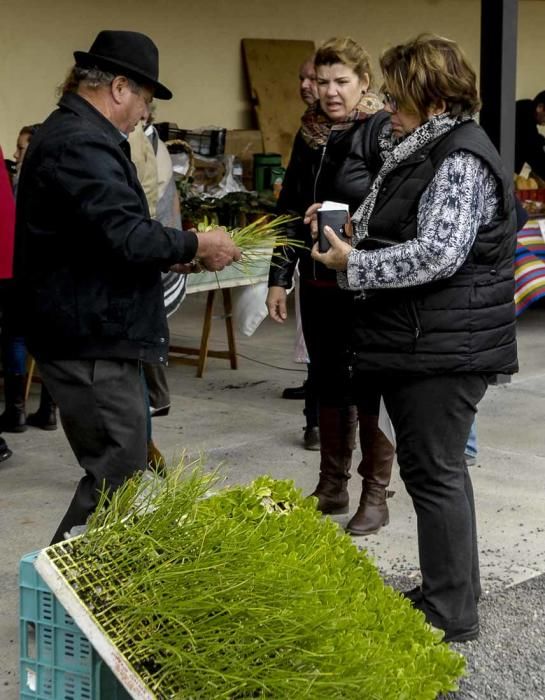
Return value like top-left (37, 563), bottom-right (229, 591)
top-left (315, 37), bottom-right (372, 84)
top-left (380, 34), bottom-right (481, 120)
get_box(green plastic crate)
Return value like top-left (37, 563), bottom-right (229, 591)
top-left (19, 551), bottom-right (132, 700)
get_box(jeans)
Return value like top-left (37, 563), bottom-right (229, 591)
top-left (465, 419), bottom-right (478, 459)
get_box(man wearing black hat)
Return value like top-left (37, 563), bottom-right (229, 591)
top-left (14, 30), bottom-right (241, 544)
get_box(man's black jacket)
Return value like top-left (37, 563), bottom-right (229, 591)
top-left (14, 92), bottom-right (198, 363)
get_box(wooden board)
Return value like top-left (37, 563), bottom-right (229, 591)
top-left (242, 38), bottom-right (315, 166)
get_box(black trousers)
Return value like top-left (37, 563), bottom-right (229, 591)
top-left (38, 359), bottom-right (147, 544)
top-left (354, 370), bottom-right (488, 630)
top-left (299, 282), bottom-right (355, 408)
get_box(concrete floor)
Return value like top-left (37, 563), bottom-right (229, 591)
top-left (1, 291), bottom-right (545, 698)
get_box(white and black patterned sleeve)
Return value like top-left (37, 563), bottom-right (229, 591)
top-left (344, 151), bottom-right (500, 291)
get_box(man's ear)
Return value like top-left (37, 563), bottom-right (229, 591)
top-left (110, 76), bottom-right (128, 105)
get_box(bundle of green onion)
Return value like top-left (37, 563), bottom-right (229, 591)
top-left (45, 460), bottom-right (465, 699)
top-left (198, 214), bottom-right (304, 274)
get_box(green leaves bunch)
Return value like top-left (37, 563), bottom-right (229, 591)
top-left (46, 461), bottom-right (465, 699)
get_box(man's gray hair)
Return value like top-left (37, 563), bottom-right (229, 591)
top-left (60, 65), bottom-right (142, 95)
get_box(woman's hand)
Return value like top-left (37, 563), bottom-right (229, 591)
top-left (311, 226), bottom-right (352, 271)
top-left (266, 286), bottom-right (288, 323)
top-left (303, 202), bottom-right (323, 241)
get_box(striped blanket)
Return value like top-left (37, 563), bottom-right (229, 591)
top-left (514, 219), bottom-right (545, 316)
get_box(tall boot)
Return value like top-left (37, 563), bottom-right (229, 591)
top-left (310, 405), bottom-right (357, 515)
top-left (346, 413), bottom-right (395, 536)
top-left (27, 385), bottom-right (58, 430)
top-left (0, 374), bottom-right (27, 433)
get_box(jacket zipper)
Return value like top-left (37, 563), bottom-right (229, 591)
top-left (408, 300), bottom-right (423, 346)
top-left (312, 141), bottom-right (329, 280)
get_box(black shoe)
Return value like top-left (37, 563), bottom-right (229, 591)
top-left (303, 426), bottom-right (320, 450)
top-left (412, 598), bottom-right (479, 643)
top-left (282, 384), bottom-right (306, 400)
top-left (0, 439), bottom-right (13, 463)
top-left (27, 410), bottom-right (58, 431)
top-left (402, 586), bottom-right (424, 604)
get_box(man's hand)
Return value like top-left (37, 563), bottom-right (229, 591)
top-left (266, 286), bottom-right (288, 323)
top-left (195, 228), bottom-right (242, 272)
top-left (311, 225), bottom-right (352, 271)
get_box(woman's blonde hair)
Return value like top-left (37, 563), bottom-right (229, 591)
top-left (315, 37), bottom-right (373, 84)
top-left (380, 34), bottom-right (481, 120)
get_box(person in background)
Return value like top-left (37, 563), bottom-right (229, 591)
top-left (0, 124), bottom-right (58, 433)
top-left (281, 53), bottom-right (321, 451)
top-left (311, 34), bottom-right (517, 642)
top-left (515, 91), bottom-right (545, 179)
top-left (267, 37), bottom-right (395, 537)
top-left (129, 114), bottom-right (188, 469)
top-left (298, 55), bottom-right (318, 107)
top-left (0, 148), bottom-right (16, 461)
top-left (14, 30), bottom-right (240, 544)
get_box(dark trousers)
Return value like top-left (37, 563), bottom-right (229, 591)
top-left (142, 361), bottom-right (170, 411)
top-left (38, 359), bottom-right (147, 544)
top-left (300, 282), bottom-right (355, 407)
top-left (354, 370), bottom-right (488, 630)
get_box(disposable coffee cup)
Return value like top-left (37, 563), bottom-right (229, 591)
top-left (317, 201), bottom-right (350, 253)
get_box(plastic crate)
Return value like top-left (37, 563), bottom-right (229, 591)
top-left (19, 552), bottom-right (132, 700)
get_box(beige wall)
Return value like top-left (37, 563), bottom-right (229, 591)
top-left (1, 0), bottom-right (544, 154)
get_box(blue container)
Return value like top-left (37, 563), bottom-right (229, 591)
top-left (19, 551), bottom-right (131, 700)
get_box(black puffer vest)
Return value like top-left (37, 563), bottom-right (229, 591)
top-left (352, 120), bottom-right (518, 375)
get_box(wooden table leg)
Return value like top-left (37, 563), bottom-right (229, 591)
top-left (169, 287), bottom-right (239, 377)
top-left (222, 288), bottom-right (238, 370)
top-left (196, 290), bottom-right (216, 378)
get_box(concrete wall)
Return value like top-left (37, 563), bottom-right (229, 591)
top-left (0, 0), bottom-right (544, 153)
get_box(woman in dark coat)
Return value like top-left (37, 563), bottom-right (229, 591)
top-left (267, 37), bottom-right (395, 536)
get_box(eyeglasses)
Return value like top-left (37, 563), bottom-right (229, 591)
top-left (382, 91), bottom-right (398, 113)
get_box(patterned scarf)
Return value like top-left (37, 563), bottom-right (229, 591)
top-left (351, 113), bottom-right (472, 243)
top-left (300, 92), bottom-right (383, 149)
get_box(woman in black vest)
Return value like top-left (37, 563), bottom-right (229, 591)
top-left (267, 37), bottom-right (395, 536)
top-left (311, 34), bottom-right (518, 643)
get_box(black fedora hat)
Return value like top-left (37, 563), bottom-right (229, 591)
top-left (74, 30), bottom-right (172, 100)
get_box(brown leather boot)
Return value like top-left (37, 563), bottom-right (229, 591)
top-left (310, 405), bottom-right (357, 515)
top-left (346, 413), bottom-right (395, 536)
top-left (147, 440), bottom-right (167, 477)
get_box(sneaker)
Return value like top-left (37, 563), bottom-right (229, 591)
top-left (150, 404), bottom-right (171, 418)
top-left (303, 426), bottom-right (320, 450)
top-left (0, 439), bottom-right (13, 463)
top-left (464, 455), bottom-right (479, 467)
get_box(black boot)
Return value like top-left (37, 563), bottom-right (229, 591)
top-left (26, 385), bottom-right (58, 430)
top-left (310, 405), bottom-right (357, 515)
top-left (345, 413), bottom-right (395, 536)
top-left (0, 374), bottom-right (27, 433)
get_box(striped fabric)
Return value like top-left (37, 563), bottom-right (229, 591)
top-left (515, 219), bottom-right (545, 316)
